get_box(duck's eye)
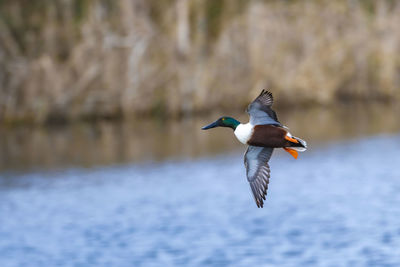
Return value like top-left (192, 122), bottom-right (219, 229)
top-left (222, 118), bottom-right (225, 121)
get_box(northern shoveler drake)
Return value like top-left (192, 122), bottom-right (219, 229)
top-left (202, 90), bottom-right (307, 208)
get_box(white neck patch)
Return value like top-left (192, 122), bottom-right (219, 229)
top-left (234, 122), bottom-right (254, 144)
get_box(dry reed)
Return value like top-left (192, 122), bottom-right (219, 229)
top-left (0, 0), bottom-right (399, 123)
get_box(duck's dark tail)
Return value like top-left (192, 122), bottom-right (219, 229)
top-left (284, 135), bottom-right (307, 159)
top-left (289, 136), bottom-right (307, 152)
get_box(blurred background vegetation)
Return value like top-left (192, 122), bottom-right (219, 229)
top-left (1, 0), bottom-right (400, 124)
top-left (3, 2), bottom-right (400, 265)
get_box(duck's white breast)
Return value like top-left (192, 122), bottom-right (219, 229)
top-left (234, 123), bottom-right (254, 144)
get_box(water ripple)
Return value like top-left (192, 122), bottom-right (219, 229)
top-left (1, 135), bottom-right (400, 266)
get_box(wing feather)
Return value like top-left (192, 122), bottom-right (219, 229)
top-left (244, 146), bottom-right (274, 208)
top-left (247, 90), bottom-right (281, 126)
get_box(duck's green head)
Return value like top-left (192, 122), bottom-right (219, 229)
top-left (201, 117), bottom-right (240, 130)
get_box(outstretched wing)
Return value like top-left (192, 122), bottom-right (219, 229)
top-left (244, 146), bottom-right (274, 208)
top-left (247, 90), bottom-right (281, 126)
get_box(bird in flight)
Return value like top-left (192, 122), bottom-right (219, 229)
top-left (202, 90), bottom-right (307, 208)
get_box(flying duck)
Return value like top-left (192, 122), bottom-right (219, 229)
top-left (201, 90), bottom-right (307, 208)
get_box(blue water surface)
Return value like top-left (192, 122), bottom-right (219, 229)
top-left (1, 135), bottom-right (400, 266)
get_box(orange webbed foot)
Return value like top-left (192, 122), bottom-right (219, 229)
top-left (285, 135), bottom-right (299, 143)
top-left (284, 148), bottom-right (298, 159)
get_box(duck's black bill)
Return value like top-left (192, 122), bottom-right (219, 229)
top-left (201, 121), bottom-right (218, 130)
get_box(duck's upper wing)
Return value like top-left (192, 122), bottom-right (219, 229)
top-left (247, 90), bottom-right (281, 126)
top-left (244, 146), bottom-right (274, 208)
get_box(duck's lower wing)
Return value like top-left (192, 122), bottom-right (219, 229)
top-left (244, 146), bottom-right (274, 208)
